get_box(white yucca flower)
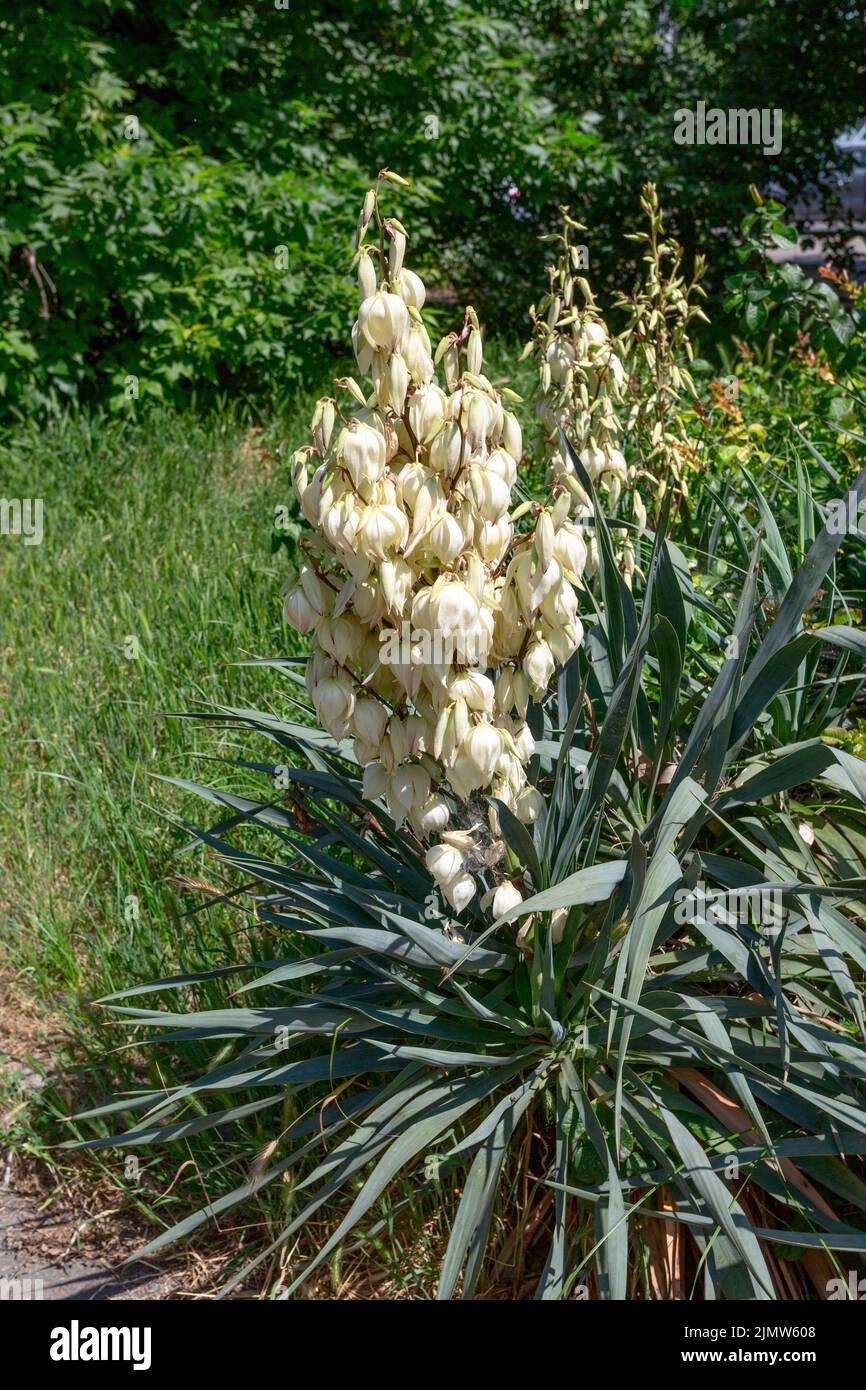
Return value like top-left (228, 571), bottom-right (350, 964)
top-left (530, 209), bottom-right (648, 587)
top-left (283, 172), bottom-right (589, 916)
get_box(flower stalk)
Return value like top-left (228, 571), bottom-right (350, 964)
top-left (283, 173), bottom-right (588, 914)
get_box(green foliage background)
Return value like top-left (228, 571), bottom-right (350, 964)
top-left (1, 0), bottom-right (864, 417)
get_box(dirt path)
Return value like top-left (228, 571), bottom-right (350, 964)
top-left (0, 1017), bottom-right (183, 1301)
top-left (0, 1182), bottom-right (169, 1300)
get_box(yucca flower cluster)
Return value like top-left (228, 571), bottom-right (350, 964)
top-left (283, 172), bottom-right (589, 914)
top-left (614, 184), bottom-right (707, 516)
top-left (530, 209), bottom-right (647, 585)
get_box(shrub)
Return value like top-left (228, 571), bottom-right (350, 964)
top-left (0, 38), bottom-right (361, 415)
top-left (4, 1), bottom-right (865, 417)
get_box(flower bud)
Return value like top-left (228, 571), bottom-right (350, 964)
top-left (605, 448), bottom-right (628, 482)
top-left (553, 522), bottom-right (588, 583)
top-left (621, 538), bottom-right (636, 586)
top-left (491, 882), bottom-right (523, 918)
top-left (512, 670), bottom-right (529, 718)
top-left (515, 785), bottom-right (544, 824)
top-left (379, 557), bottom-right (414, 616)
top-left (299, 564), bottom-right (333, 617)
top-left (387, 352), bottom-right (410, 413)
top-left (317, 614), bottom-right (364, 666)
top-left (426, 842), bottom-right (464, 886)
top-left (580, 320), bottom-right (608, 354)
top-left (359, 291), bottom-right (409, 350)
top-left (408, 476), bottom-right (439, 535)
top-left (495, 669), bottom-right (515, 715)
top-left (354, 696), bottom-right (388, 746)
top-left (475, 470), bottom-right (511, 523)
top-left (358, 252), bottom-right (377, 301)
top-left (389, 764), bottom-right (430, 827)
top-left (429, 420), bottom-right (463, 474)
top-left (536, 511), bottom-right (555, 573)
top-left (502, 411), bottom-right (522, 461)
top-left (478, 518), bottom-right (512, 564)
top-left (448, 671), bottom-right (494, 715)
top-left (352, 319), bottom-right (375, 375)
top-left (387, 717), bottom-right (414, 766)
top-left (466, 393), bottom-right (492, 452)
top-left (525, 637), bottom-right (555, 695)
top-left (486, 448), bottom-right (517, 488)
top-left (433, 704), bottom-right (454, 763)
top-left (291, 452), bottom-right (309, 504)
top-left (442, 342), bottom-right (460, 386)
top-left (414, 793), bottom-right (450, 834)
top-left (407, 384), bottom-right (447, 442)
top-left (452, 697), bottom-right (469, 748)
top-left (403, 323), bottom-right (435, 384)
top-left (579, 445), bottom-right (606, 481)
top-left (443, 872), bottom-right (476, 914)
top-left (546, 338), bottom-right (574, 384)
top-left (465, 553), bottom-right (486, 602)
top-left (351, 575), bottom-right (384, 626)
top-left (363, 762), bottom-right (389, 800)
top-left (313, 675), bottom-right (355, 737)
top-left (556, 492), bottom-right (575, 528)
top-left (467, 328), bottom-right (483, 375)
top-left (511, 551), bottom-right (561, 617)
top-left (354, 737), bottom-right (380, 767)
top-left (633, 490), bottom-right (647, 536)
top-left (358, 503), bottom-right (408, 560)
top-left (342, 421), bottom-right (386, 488)
top-left (463, 721), bottom-right (503, 787)
top-left (393, 268), bottom-right (426, 309)
top-left (389, 228), bottom-right (407, 279)
top-left (283, 583), bottom-right (320, 634)
top-left (605, 352), bottom-right (626, 393)
top-left (425, 511), bottom-right (465, 564)
top-left (396, 458), bottom-right (429, 512)
top-left (513, 721), bottom-right (535, 762)
top-left (425, 578), bottom-right (480, 643)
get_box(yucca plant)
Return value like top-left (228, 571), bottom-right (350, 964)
top-left (77, 420), bottom-right (866, 1300)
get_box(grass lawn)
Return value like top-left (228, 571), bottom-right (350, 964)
top-left (0, 404), bottom-right (331, 1282)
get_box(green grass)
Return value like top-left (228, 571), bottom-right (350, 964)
top-left (0, 402), bottom-right (330, 1270)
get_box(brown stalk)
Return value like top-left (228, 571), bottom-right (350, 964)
top-left (672, 1068), bottom-right (840, 1298)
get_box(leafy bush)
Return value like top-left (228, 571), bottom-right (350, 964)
top-left (3, 1), bottom-right (865, 417)
top-left (0, 35), bottom-right (360, 415)
top-left (724, 190), bottom-right (865, 369)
